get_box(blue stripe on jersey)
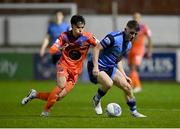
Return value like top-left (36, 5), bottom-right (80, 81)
top-left (75, 35), bottom-right (88, 45)
top-left (99, 58), bottom-right (115, 68)
top-left (100, 36), bottom-right (112, 48)
top-left (100, 40), bottom-right (107, 48)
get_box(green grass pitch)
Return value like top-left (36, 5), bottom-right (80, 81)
top-left (0, 80), bottom-right (180, 128)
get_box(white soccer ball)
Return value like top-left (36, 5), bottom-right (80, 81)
top-left (106, 103), bottom-right (122, 117)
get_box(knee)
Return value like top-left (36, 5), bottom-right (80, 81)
top-left (65, 84), bottom-right (74, 93)
top-left (105, 81), bottom-right (113, 89)
top-left (57, 78), bottom-right (66, 89)
top-left (57, 83), bottom-right (65, 89)
top-left (123, 84), bottom-right (133, 94)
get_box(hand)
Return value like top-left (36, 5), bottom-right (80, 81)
top-left (93, 67), bottom-right (99, 77)
top-left (144, 51), bottom-right (152, 58)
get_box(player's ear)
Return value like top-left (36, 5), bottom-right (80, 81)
top-left (71, 24), bottom-right (75, 29)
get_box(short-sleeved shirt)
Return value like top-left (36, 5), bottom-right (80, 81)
top-left (87, 31), bottom-right (132, 83)
top-left (50, 31), bottom-right (98, 74)
top-left (98, 31), bottom-right (132, 68)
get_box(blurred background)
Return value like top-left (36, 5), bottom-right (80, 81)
top-left (0, 0), bottom-right (179, 82)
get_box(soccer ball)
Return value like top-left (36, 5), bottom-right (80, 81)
top-left (106, 103), bottom-right (122, 117)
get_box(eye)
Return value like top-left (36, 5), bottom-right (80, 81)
top-left (129, 32), bottom-right (137, 35)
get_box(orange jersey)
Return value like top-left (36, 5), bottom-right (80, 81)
top-left (129, 23), bottom-right (151, 55)
top-left (49, 31), bottom-right (98, 74)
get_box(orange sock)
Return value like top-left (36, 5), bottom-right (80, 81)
top-left (44, 86), bottom-right (62, 112)
top-left (130, 69), bottom-right (141, 88)
top-left (36, 92), bottom-right (50, 101)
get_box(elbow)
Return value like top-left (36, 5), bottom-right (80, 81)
top-left (49, 46), bottom-right (59, 55)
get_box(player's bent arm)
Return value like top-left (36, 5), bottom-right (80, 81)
top-left (49, 39), bottom-right (61, 55)
top-left (49, 36), bottom-right (65, 55)
top-left (147, 36), bottom-right (153, 55)
top-left (117, 60), bottom-right (132, 84)
top-left (49, 45), bottom-right (60, 55)
top-left (117, 60), bottom-right (128, 78)
top-left (92, 43), bottom-right (103, 76)
top-left (40, 34), bottom-right (50, 57)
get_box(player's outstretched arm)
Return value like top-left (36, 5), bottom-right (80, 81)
top-left (40, 34), bottom-right (50, 57)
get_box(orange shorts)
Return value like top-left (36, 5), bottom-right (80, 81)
top-left (57, 65), bottom-right (79, 93)
top-left (128, 53), bottom-right (143, 66)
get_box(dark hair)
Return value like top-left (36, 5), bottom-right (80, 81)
top-left (126, 20), bottom-right (140, 31)
top-left (70, 15), bottom-right (85, 25)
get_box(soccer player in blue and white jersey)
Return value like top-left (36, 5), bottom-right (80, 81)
top-left (40, 11), bottom-right (70, 65)
top-left (87, 20), bottom-right (146, 117)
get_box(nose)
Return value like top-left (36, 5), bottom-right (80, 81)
top-left (79, 28), bottom-right (83, 33)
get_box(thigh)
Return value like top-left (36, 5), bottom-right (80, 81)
top-left (66, 72), bottom-right (79, 92)
top-left (97, 71), bottom-right (113, 88)
top-left (113, 69), bottom-right (134, 100)
top-left (56, 65), bottom-right (68, 88)
top-left (113, 69), bottom-right (131, 90)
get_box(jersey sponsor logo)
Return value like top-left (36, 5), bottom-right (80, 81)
top-left (69, 50), bottom-right (82, 60)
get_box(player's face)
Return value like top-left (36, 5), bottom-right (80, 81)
top-left (72, 22), bottom-right (85, 37)
top-left (124, 27), bottom-right (137, 41)
top-left (56, 12), bottom-right (64, 22)
top-left (133, 13), bottom-right (141, 23)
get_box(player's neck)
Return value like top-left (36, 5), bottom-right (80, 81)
top-left (56, 20), bottom-right (62, 25)
top-left (71, 30), bottom-right (81, 38)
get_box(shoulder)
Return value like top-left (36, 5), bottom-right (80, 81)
top-left (83, 31), bottom-right (93, 37)
top-left (100, 31), bottom-right (121, 48)
top-left (109, 31), bottom-right (122, 36)
top-left (108, 31), bottom-right (123, 40)
top-left (82, 31), bottom-right (96, 40)
top-left (108, 31), bottom-right (123, 42)
top-left (49, 21), bottom-right (56, 26)
top-left (140, 23), bottom-right (149, 30)
top-left (59, 31), bottom-right (69, 40)
top-left (60, 31), bottom-right (68, 36)
top-left (82, 31), bottom-right (99, 45)
top-left (47, 22), bottom-right (54, 29)
top-left (61, 22), bottom-right (70, 27)
top-left (140, 23), bottom-right (151, 36)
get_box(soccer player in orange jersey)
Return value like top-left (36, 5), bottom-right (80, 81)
top-left (40, 11), bottom-right (70, 65)
top-left (21, 15), bottom-right (99, 117)
top-left (128, 12), bottom-right (153, 93)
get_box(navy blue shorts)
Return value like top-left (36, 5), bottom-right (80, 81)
top-left (87, 61), bottom-right (117, 84)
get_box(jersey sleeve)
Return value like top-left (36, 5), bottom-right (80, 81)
top-left (85, 32), bottom-right (99, 46)
top-left (100, 34), bottom-right (114, 49)
top-left (49, 34), bottom-right (65, 54)
top-left (144, 24), bottom-right (152, 37)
